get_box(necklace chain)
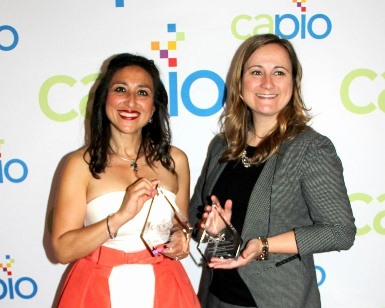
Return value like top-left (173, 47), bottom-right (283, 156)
top-left (115, 155), bottom-right (139, 171)
top-left (113, 141), bottom-right (142, 172)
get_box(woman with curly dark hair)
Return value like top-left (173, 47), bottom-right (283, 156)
top-left (52, 53), bottom-right (199, 307)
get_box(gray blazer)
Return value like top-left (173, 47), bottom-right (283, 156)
top-left (189, 127), bottom-right (356, 308)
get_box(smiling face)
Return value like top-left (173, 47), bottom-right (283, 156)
top-left (105, 65), bottom-right (155, 136)
top-left (241, 43), bottom-right (293, 127)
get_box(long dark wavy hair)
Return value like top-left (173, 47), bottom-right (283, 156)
top-left (85, 53), bottom-right (174, 178)
top-left (220, 33), bottom-right (311, 164)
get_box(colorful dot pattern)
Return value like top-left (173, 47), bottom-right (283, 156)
top-left (151, 23), bottom-right (185, 67)
top-left (292, 0), bottom-right (306, 12)
top-left (1, 255), bottom-right (15, 276)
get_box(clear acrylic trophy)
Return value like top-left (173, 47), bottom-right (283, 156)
top-left (141, 187), bottom-right (193, 256)
top-left (197, 203), bottom-right (243, 262)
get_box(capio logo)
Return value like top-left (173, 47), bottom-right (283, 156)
top-left (39, 74), bottom-right (98, 122)
top-left (231, 0), bottom-right (332, 40)
top-left (350, 193), bottom-right (385, 236)
top-left (0, 139), bottom-right (28, 184)
top-left (151, 23), bottom-right (225, 117)
top-left (0, 255), bottom-right (38, 300)
top-left (340, 69), bottom-right (385, 114)
top-left (39, 24), bottom-right (225, 121)
top-left (0, 25), bottom-right (19, 51)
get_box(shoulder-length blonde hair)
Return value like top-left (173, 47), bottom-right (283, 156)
top-left (219, 33), bottom-right (311, 164)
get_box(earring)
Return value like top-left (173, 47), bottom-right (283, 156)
top-left (149, 118), bottom-right (153, 124)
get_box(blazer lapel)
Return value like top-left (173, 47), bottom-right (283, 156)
top-left (242, 153), bottom-right (278, 239)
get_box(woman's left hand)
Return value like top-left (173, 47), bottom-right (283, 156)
top-left (208, 238), bottom-right (262, 269)
top-left (161, 228), bottom-right (190, 261)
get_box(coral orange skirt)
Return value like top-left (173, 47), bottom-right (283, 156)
top-left (58, 246), bottom-right (200, 308)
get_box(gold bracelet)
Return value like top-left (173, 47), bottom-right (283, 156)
top-left (106, 214), bottom-right (117, 239)
top-left (256, 237), bottom-right (269, 261)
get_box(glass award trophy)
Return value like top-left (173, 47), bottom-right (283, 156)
top-left (197, 204), bottom-right (243, 262)
top-left (141, 187), bottom-right (193, 256)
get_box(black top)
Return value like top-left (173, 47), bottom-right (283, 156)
top-left (209, 146), bottom-right (265, 306)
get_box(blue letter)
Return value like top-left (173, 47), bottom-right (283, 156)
top-left (307, 14), bottom-right (332, 39)
top-left (4, 159), bottom-right (28, 183)
top-left (168, 72), bottom-right (178, 116)
top-left (275, 14), bottom-right (299, 39)
top-left (0, 25), bottom-right (19, 51)
top-left (181, 70), bottom-right (225, 116)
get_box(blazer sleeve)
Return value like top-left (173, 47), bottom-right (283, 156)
top-left (294, 134), bottom-right (356, 255)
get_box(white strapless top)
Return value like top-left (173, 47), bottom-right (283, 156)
top-left (85, 189), bottom-right (176, 252)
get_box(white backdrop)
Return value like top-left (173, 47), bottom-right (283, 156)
top-left (1, 1), bottom-right (384, 307)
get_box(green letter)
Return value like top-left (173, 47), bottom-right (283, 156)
top-left (39, 75), bottom-right (78, 122)
top-left (340, 69), bottom-right (377, 114)
top-left (232, 15), bottom-right (252, 40)
top-left (253, 14), bottom-right (274, 35)
top-left (373, 193), bottom-right (385, 235)
top-left (350, 193), bottom-right (372, 236)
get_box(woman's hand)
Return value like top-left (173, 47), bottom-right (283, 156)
top-left (200, 195), bottom-right (233, 236)
top-left (161, 227), bottom-right (191, 261)
top-left (116, 178), bottom-right (160, 223)
top-left (207, 238), bottom-right (262, 269)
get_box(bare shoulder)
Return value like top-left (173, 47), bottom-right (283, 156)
top-left (64, 148), bottom-right (88, 168)
top-left (169, 146), bottom-right (190, 209)
top-left (169, 145), bottom-right (189, 164)
top-left (61, 148), bottom-right (91, 183)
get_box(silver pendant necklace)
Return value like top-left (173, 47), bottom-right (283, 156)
top-left (113, 142), bottom-right (142, 172)
top-left (115, 155), bottom-right (139, 171)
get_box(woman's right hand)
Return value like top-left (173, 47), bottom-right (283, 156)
top-left (200, 195), bottom-right (233, 236)
top-left (116, 178), bottom-right (160, 223)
